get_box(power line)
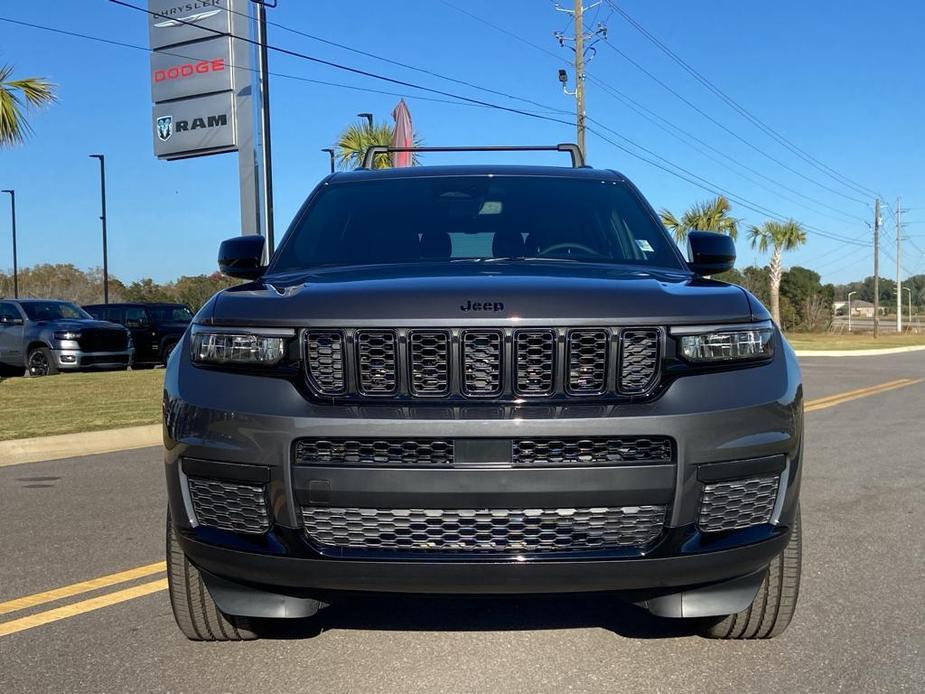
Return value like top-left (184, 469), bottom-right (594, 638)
top-left (604, 0), bottom-right (880, 201)
top-left (587, 75), bottom-right (867, 225)
top-left (598, 38), bottom-right (869, 207)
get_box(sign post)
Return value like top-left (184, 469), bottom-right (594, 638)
top-left (147, 0), bottom-right (269, 253)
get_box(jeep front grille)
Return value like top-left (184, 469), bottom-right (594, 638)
top-left (462, 330), bottom-right (503, 396)
top-left (698, 475), bottom-right (780, 532)
top-left (295, 436), bottom-right (673, 467)
top-left (305, 331), bottom-right (346, 395)
top-left (301, 505), bottom-right (667, 553)
top-left (356, 330), bottom-right (398, 395)
top-left (302, 327), bottom-right (661, 401)
top-left (187, 477), bottom-right (269, 534)
top-left (409, 331), bottom-right (450, 395)
top-left (567, 329), bottom-right (609, 393)
top-left (514, 329), bottom-right (556, 395)
top-left (620, 329), bottom-right (661, 393)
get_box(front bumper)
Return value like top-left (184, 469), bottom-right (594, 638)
top-left (164, 333), bottom-right (802, 609)
top-left (53, 348), bottom-right (133, 370)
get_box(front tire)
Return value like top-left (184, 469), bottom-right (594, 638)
top-left (166, 512), bottom-right (258, 641)
top-left (27, 347), bottom-right (58, 377)
top-left (700, 507), bottom-right (802, 639)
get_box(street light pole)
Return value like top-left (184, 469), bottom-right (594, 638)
top-left (89, 155), bottom-right (109, 305)
top-left (1, 190), bottom-right (16, 298)
top-left (321, 148), bottom-right (335, 174)
top-left (357, 112), bottom-right (373, 129)
top-left (847, 290), bottom-right (856, 332)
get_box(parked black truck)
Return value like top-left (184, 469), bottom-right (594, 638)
top-left (0, 299), bottom-right (133, 376)
top-left (84, 302), bottom-right (192, 367)
top-left (163, 145), bottom-right (803, 642)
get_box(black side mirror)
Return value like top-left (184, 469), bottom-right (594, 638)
top-left (687, 231), bottom-right (736, 276)
top-left (218, 235), bottom-right (267, 279)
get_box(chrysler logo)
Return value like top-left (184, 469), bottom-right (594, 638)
top-left (153, 1), bottom-right (222, 28)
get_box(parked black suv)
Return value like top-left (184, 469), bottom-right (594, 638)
top-left (163, 145), bottom-right (803, 642)
top-left (84, 302), bottom-right (191, 367)
top-left (0, 299), bottom-right (133, 376)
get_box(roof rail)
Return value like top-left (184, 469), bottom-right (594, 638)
top-left (360, 143), bottom-right (585, 170)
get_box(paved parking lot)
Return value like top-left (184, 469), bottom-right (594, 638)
top-left (1, 352), bottom-right (923, 693)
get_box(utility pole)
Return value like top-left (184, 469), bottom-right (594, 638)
top-left (1, 189), bottom-right (16, 298)
top-left (573, 0), bottom-right (586, 158)
top-left (89, 155), bottom-right (109, 305)
top-left (554, 2), bottom-right (605, 162)
top-left (874, 198), bottom-right (880, 338)
top-left (896, 196), bottom-right (902, 333)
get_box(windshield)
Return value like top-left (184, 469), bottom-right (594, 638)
top-left (271, 176), bottom-right (684, 272)
top-left (147, 305), bottom-right (193, 323)
top-left (21, 301), bottom-right (92, 321)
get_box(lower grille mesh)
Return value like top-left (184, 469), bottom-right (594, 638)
top-left (513, 437), bottom-right (672, 466)
top-left (296, 438), bottom-right (454, 466)
top-left (698, 475), bottom-right (780, 532)
top-left (302, 505), bottom-right (667, 553)
top-left (188, 477), bottom-right (269, 534)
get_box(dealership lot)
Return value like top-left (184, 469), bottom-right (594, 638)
top-left (1, 352), bottom-right (923, 694)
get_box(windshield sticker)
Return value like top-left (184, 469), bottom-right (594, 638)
top-left (635, 239), bottom-right (654, 252)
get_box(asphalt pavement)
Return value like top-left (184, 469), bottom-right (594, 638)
top-left (1, 352), bottom-right (923, 694)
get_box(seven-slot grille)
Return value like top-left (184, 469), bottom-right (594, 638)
top-left (295, 436), bottom-right (672, 467)
top-left (301, 505), bottom-right (667, 553)
top-left (303, 327), bottom-right (661, 401)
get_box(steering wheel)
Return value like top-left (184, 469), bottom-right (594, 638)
top-left (538, 242), bottom-right (599, 257)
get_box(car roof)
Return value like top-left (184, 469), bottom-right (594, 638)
top-left (10, 298), bottom-right (74, 304)
top-left (326, 164), bottom-right (629, 182)
top-left (84, 302), bottom-right (186, 308)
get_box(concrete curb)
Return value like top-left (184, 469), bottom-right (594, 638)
top-left (0, 424), bottom-right (161, 467)
top-left (795, 345), bottom-right (925, 357)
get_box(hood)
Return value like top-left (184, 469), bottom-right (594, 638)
top-left (209, 262), bottom-right (753, 326)
top-left (40, 319), bottom-right (127, 332)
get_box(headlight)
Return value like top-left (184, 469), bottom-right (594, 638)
top-left (672, 321), bottom-right (774, 363)
top-left (190, 325), bottom-right (293, 366)
top-left (54, 331), bottom-right (81, 340)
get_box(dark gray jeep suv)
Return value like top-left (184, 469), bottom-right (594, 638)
top-left (164, 145), bottom-right (802, 642)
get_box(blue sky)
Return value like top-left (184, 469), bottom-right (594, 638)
top-left (1, 0), bottom-right (923, 285)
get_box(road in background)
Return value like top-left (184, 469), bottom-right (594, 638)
top-left (1, 353), bottom-right (923, 693)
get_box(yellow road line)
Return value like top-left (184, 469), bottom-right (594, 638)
top-left (0, 561), bottom-right (166, 616)
top-left (805, 378), bottom-right (923, 412)
top-left (0, 578), bottom-right (168, 638)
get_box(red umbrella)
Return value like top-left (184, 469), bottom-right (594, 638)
top-left (390, 99), bottom-right (414, 168)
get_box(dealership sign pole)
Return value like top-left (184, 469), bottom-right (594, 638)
top-left (147, 0), bottom-right (270, 257)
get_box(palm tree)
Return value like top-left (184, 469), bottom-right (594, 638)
top-left (748, 219), bottom-right (807, 327)
top-left (0, 65), bottom-right (56, 147)
top-left (660, 195), bottom-right (739, 244)
top-left (334, 119), bottom-right (422, 170)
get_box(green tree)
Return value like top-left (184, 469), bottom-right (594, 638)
top-left (333, 118), bottom-right (422, 170)
top-left (0, 65), bottom-right (56, 147)
top-left (659, 195), bottom-right (739, 244)
top-left (123, 278), bottom-right (174, 304)
top-left (747, 219), bottom-right (807, 327)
